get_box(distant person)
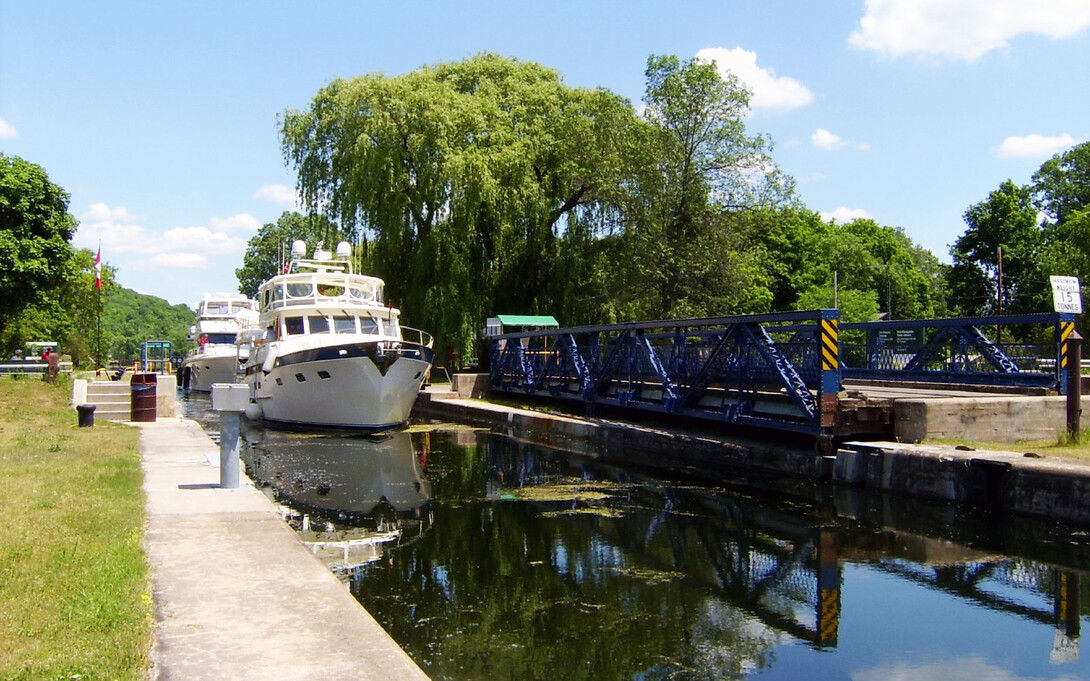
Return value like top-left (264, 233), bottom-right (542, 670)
top-left (9, 349), bottom-right (22, 360)
top-left (47, 350), bottom-right (61, 384)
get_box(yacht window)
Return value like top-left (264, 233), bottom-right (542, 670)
top-left (308, 315), bottom-right (330, 334)
top-left (271, 284), bottom-right (284, 307)
top-left (284, 317), bottom-right (304, 335)
top-left (205, 302), bottom-right (228, 315)
top-left (317, 283), bottom-right (344, 297)
top-left (287, 282), bottom-right (313, 298)
top-left (333, 316), bottom-right (356, 334)
top-left (360, 317), bottom-right (381, 335)
top-left (206, 333), bottom-right (235, 345)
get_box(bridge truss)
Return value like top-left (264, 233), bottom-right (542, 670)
top-left (489, 310), bottom-right (1077, 439)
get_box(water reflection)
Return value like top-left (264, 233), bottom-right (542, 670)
top-left (348, 430), bottom-right (1090, 680)
top-left (179, 393), bottom-right (1090, 680)
top-left (240, 426), bottom-right (433, 579)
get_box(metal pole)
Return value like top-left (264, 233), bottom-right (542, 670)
top-left (219, 411), bottom-right (241, 489)
top-left (1067, 331), bottom-right (1082, 439)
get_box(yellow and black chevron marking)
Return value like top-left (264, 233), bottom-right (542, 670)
top-left (1061, 321), bottom-right (1075, 369)
top-left (820, 319), bottom-right (839, 371)
top-left (819, 587), bottom-right (840, 642)
top-left (1059, 573), bottom-right (1070, 621)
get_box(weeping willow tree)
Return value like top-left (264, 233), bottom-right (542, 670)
top-left (280, 53), bottom-right (639, 360)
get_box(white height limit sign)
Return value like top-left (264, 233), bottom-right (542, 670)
top-left (1050, 275), bottom-right (1083, 314)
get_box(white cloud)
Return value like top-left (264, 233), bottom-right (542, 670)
top-left (852, 655), bottom-right (1084, 681)
top-left (159, 226), bottom-right (249, 254)
top-left (812, 128), bottom-right (871, 151)
top-left (82, 202), bottom-right (137, 224)
top-left (998, 133), bottom-right (1078, 158)
top-left (821, 206), bottom-right (873, 223)
top-left (210, 213), bottom-right (261, 232)
top-left (76, 203), bottom-right (149, 253)
top-left (75, 203), bottom-right (249, 256)
top-left (849, 0), bottom-right (1090, 62)
top-left (0, 117), bottom-right (17, 139)
top-left (254, 183), bottom-right (299, 207)
top-left (149, 253), bottom-right (209, 269)
top-left (695, 47), bottom-right (814, 114)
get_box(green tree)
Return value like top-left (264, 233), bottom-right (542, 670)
top-left (837, 219), bottom-right (938, 320)
top-left (0, 154), bottom-right (76, 340)
top-left (740, 209), bottom-right (942, 320)
top-left (796, 284), bottom-right (878, 323)
top-left (1034, 141), bottom-right (1090, 329)
top-left (629, 54), bottom-right (789, 318)
top-left (1032, 141), bottom-right (1090, 226)
top-left (948, 180), bottom-right (1046, 317)
top-left (281, 53), bottom-right (639, 358)
top-left (236, 211), bottom-right (347, 298)
top-left (101, 288), bottom-right (194, 363)
top-left (2, 248), bottom-right (117, 367)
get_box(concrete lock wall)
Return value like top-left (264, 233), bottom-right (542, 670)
top-left (451, 373), bottom-right (490, 398)
top-left (894, 396), bottom-right (1090, 444)
top-left (155, 374), bottom-right (178, 417)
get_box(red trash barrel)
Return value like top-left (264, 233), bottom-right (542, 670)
top-left (130, 373), bottom-right (158, 422)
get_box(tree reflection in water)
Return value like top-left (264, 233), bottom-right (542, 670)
top-left (239, 422), bottom-right (1090, 681)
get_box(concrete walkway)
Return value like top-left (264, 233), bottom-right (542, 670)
top-left (138, 416), bottom-right (430, 681)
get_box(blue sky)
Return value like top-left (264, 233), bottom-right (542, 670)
top-left (2, 1), bottom-right (1088, 308)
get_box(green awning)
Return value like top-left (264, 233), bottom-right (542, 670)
top-left (496, 315), bottom-right (559, 328)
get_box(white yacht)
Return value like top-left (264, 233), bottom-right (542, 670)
top-left (241, 240), bottom-right (434, 430)
top-left (180, 293), bottom-right (259, 392)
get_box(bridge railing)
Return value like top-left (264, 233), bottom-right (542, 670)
top-left (838, 313), bottom-right (1078, 391)
top-left (489, 309), bottom-right (842, 436)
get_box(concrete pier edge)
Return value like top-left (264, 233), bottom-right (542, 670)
top-left (138, 415), bottom-right (430, 681)
top-left (418, 386), bottom-right (1090, 527)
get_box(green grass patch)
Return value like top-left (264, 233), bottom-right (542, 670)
top-left (0, 381), bottom-right (151, 680)
top-left (928, 430), bottom-right (1090, 461)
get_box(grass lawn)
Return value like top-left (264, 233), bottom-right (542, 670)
top-left (0, 378), bottom-right (150, 680)
top-left (932, 433), bottom-right (1090, 460)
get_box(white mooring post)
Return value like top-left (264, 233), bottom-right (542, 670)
top-left (211, 383), bottom-right (250, 489)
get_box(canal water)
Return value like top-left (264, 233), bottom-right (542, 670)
top-left (181, 393), bottom-right (1090, 680)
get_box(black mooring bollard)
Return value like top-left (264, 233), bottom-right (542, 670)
top-left (1067, 331), bottom-right (1082, 439)
top-left (76, 403), bottom-right (96, 427)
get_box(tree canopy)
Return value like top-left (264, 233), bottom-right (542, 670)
top-left (945, 141), bottom-right (1090, 337)
top-left (236, 211), bottom-right (348, 298)
top-left (280, 53), bottom-right (812, 357)
top-left (0, 154), bottom-right (77, 339)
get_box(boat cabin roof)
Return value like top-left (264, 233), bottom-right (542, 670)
top-left (258, 269), bottom-right (388, 315)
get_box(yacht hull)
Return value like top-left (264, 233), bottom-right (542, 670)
top-left (247, 342), bottom-right (433, 430)
top-left (181, 348), bottom-right (240, 392)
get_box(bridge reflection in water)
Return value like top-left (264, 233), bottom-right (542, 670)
top-left (231, 417), bottom-right (1090, 679)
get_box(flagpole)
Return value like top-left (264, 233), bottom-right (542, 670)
top-left (95, 241), bottom-right (103, 366)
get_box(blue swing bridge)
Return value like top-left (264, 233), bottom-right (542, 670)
top-left (488, 310), bottom-right (1080, 440)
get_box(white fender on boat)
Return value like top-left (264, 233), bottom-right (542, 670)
top-left (261, 347), bottom-right (279, 374)
top-left (244, 402), bottom-right (263, 420)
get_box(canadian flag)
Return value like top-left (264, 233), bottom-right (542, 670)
top-left (94, 246), bottom-right (102, 290)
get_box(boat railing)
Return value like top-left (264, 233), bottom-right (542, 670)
top-left (262, 273), bottom-right (386, 312)
top-left (401, 327), bottom-right (434, 348)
